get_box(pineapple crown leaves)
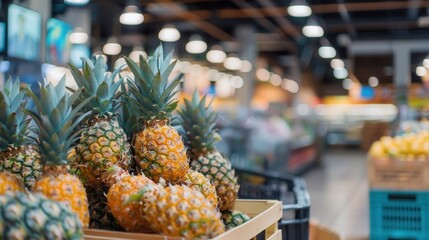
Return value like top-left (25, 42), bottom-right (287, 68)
top-left (0, 77), bottom-right (33, 150)
top-left (117, 80), bottom-right (141, 137)
top-left (124, 45), bottom-right (183, 122)
top-left (177, 90), bottom-right (221, 156)
top-left (25, 77), bottom-right (93, 166)
top-left (68, 56), bottom-right (124, 118)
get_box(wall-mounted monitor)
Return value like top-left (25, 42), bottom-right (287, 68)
top-left (0, 22), bottom-right (5, 52)
top-left (7, 4), bottom-right (42, 61)
top-left (46, 18), bottom-right (73, 65)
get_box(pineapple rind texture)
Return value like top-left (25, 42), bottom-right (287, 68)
top-left (134, 121), bottom-right (189, 184)
top-left (143, 185), bottom-right (222, 239)
top-left (221, 209), bottom-right (251, 230)
top-left (0, 171), bottom-right (25, 194)
top-left (107, 174), bottom-right (157, 233)
top-left (191, 151), bottom-right (239, 211)
top-left (183, 169), bottom-right (219, 209)
top-left (77, 118), bottom-right (132, 185)
top-left (0, 145), bottom-right (42, 189)
top-left (33, 172), bottom-right (90, 228)
top-left (0, 192), bottom-right (83, 240)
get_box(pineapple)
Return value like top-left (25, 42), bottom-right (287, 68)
top-left (0, 77), bottom-right (42, 189)
top-left (26, 77), bottom-right (91, 227)
top-left (131, 184), bottom-right (223, 238)
top-left (0, 192), bottom-right (83, 239)
top-left (0, 171), bottom-right (25, 194)
top-left (69, 56), bottom-right (132, 186)
top-left (178, 91), bottom-right (239, 211)
top-left (124, 46), bottom-right (189, 184)
top-left (183, 169), bottom-right (218, 209)
top-left (221, 209), bottom-right (250, 230)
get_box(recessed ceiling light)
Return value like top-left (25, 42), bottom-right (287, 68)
top-left (318, 46), bottom-right (336, 59)
top-left (287, 0), bottom-right (312, 17)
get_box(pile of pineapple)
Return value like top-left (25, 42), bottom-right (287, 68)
top-left (368, 131), bottom-right (429, 161)
top-left (0, 46), bottom-right (251, 239)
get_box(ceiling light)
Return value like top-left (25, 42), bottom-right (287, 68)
top-left (285, 79), bottom-right (299, 93)
top-left (158, 24), bottom-right (180, 42)
top-left (129, 46), bottom-right (147, 62)
top-left (256, 68), bottom-right (270, 81)
top-left (333, 68), bottom-right (348, 79)
top-left (206, 45), bottom-right (226, 63)
top-left (318, 46), bottom-right (336, 59)
top-left (103, 37), bottom-right (122, 55)
top-left (368, 76), bottom-right (379, 87)
top-left (330, 58), bottom-right (344, 69)
top-left (64, 0), bottom-right (89, 6)
top-left (120, 5), bottom-right (144, 25)
top-left (93, 51), bottom-right (108, 63)
top-left (69, 27), bottom-right (88, 44)
top-left (423, 58), bottom-right (429, 68)
top-left (223, 54), bottom-right (242, 70)
top-left (114, 57), bottom-right (126, 69)
top-left (287, 0), bottom-right (312, 17)
top-left (231, 76), bottom-right (244, 89)
top-left (302, 18), bottom-right (324, 38)
top-left (239, 60), bottom-right (253, 72)
top-left (185, 35), bottom-right (207, 54)
top-left (342, 78), bottom-right (354, 90)
top-left (270, 74), bottom-right (282, 86)
top-left (416, 66), bottom-right (427, 77)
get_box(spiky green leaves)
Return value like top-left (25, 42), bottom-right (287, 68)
top-left (68, 56), bottom-right (123, 118)
top-left (177, 91), bottom-right (220, 159)
top-left (124, 45), bottom-right (183, 123)
top-left (25, 78), bottom-right (92, 166)
top-left (0, 77), bottom-right (32, 151)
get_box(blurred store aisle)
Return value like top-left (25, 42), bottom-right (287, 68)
top-left (303, 148), bottom-right (369, 239)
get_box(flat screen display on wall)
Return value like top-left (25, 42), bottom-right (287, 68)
top-left (46, 18), bottom-right (73, 65)
top-left (7, 4), bottom-right (42, 61)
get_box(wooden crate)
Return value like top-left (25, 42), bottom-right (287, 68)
top-left (369, 156), bottom-right (429, 190)
top-left (84, 199), bottom-right (282, 240)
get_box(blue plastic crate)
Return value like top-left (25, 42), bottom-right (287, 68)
top-left (370, 189), bottom-right (429, 240)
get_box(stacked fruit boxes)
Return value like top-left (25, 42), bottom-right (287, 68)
top-left (368, 134), bottom-right (429, 240)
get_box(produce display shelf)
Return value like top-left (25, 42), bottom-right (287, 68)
top-left (83, 199), bottom-right (282, 240)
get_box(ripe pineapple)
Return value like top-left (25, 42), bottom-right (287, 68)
top-left (135, 185), bottom-right (223, 238)
top-left (177, 91), bottom-right (239, 211)
top-left (0, 192), bottom-right (83, 239)
top-left (0, 77), bottom-right (42, 189)
top-left (183, 169), bottom-right (218, 209)
top-left (26, 78), bottom-right (91, 227)
top-left (0, 171), bottom-right (25, 194)
top-left (221, 209), bottom-right (251, 230)
top-left (104, 164), bottom-right (159, 232)
top-left (124, 46), bottom-right (189, 184)
top-left (69, 57), bottom-right (132, 186)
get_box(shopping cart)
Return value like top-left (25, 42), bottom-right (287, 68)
top-left (235, 166), bottom-right (311, 240)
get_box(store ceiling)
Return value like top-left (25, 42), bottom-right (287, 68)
top-left (54, 0), bottom-right (429, 85)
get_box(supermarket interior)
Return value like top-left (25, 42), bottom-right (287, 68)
top-left (1, 0), bottom-right (429, 239)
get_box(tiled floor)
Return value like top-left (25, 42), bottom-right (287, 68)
top-left (303, 147), bottom-right (369, 240)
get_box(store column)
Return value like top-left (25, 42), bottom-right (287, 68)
top-left (393, 45), bottom-right (411, 129)
top-left (236, 25), bottom-right (257, 119)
